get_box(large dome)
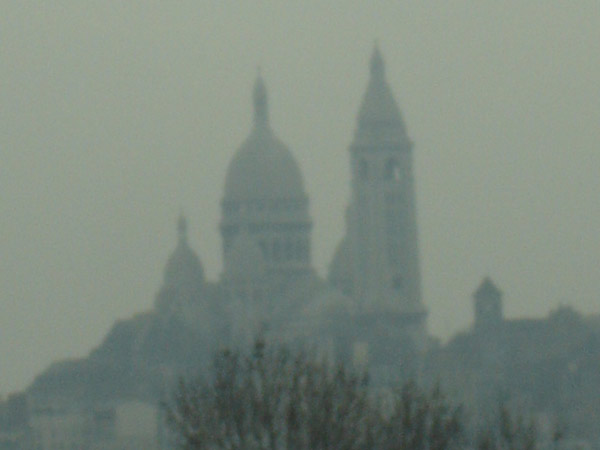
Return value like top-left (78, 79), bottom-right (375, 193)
top-left (223, 75), bottom-right (306, 202)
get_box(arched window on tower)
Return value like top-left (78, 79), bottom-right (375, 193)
top-left (295, 238), bottom-right (309, 262)
top-left (284, 239), bottom-right (294, 261)
top-left (392, 274), bottom-right (403, 290)
top-left (384, 158), bottom-right (401, 181)
top-left (273, 239), bottom-right (282, 261)
top-left (259, 239), bottom-right (268, 260)
top-left (358, 159), bottom-right (368, 181)
top-left (295, 239), bottom-right (304, 261)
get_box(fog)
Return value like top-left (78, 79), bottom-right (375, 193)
top-left (1, 2), bottom-right (599, 395)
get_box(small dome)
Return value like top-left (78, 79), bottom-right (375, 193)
top-left (225, 231), bottom-right (266, 280)
top-left (164, 215), bottom-right (204, 287)
top-left (356, 45), bottom-right (409, 139)
top-left (473, 277), bottom-right (502, 300)
top-left (474, 276), bottom-right (503, 328)
top-left (223, 75), bottom-right (306, 202)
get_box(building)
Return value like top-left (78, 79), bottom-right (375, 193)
top-left (15, 45), bottom-right (600, 448)
top-left (329, 46), bottom-right (427, 378)
top-left (23, 46), bottom-right (429, 447)
top-left (424, 277), bottom-right (600, 446)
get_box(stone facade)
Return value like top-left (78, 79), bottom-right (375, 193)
top-left (12, 46), bottom-right (600, 448)
top-left (20, 47), bottom-right (430, 448)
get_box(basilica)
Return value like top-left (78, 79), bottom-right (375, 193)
top-left (219, 43), bottom-right (428, 374)
top-left (28, 45), bottom-right (429, 410)
top-left (6, 46), bottom-right (600, 449)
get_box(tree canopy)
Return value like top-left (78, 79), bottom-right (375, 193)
top-left (166, 338), bottom-right (554, 450)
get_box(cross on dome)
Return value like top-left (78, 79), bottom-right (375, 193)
top-left (370, 42), bottom-right (385, 79)
top-left (177, 212), bottom-right (188, 242)
top-left (253, 72), bottom-right (268, 126)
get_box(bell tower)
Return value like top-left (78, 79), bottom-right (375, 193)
top-left (347, 45), bottom-right (427, 357)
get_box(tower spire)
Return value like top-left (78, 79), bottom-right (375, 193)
top-left (177, 211), bottom-right (188, 243)
top-left (253, 72), bottom-right (268, 126)
top-left (355, 43), bottom-right (407, 138)
top-left (370, 41), bottom-right (385, 79)
top-left (347, 45), bottom-right (425, 325)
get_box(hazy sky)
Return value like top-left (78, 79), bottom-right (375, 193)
top-left (2, 2), bottom-right (599, 395)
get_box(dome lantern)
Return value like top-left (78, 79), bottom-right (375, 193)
top-left (253, 73), bottom-right (269, 126)
top-left (177, 212), bottom-right (188, 242)
top-left (370, 42), bottom-right (385, 80)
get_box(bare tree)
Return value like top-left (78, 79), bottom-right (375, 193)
top-left (166, 338), bottom-right (372, 449)
top-left (376, 382), bottom-right (463, 450)
top-left (166, 339), bottom-right (566, 450)
top-left (474, 404), bottom-right (566, 450)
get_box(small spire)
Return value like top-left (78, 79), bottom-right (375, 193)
top-left (177, 212), bottom-right (187, 242)
top-left (370, 42), bottom-right (385, 79)
top-left (253, 72), bottom-right (268, 126)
